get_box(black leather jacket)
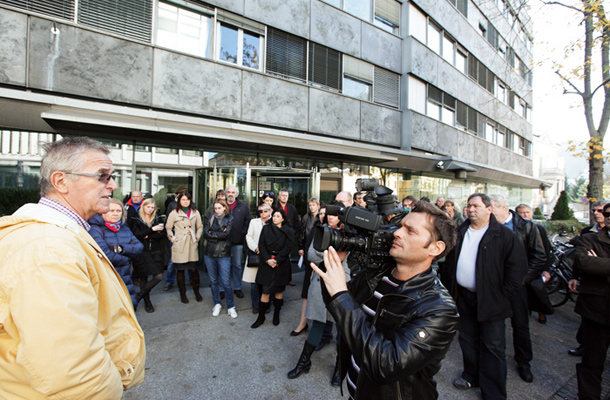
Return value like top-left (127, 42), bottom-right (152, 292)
top-left (204, 214), bottom-right (233, 258)
top-left (327, 266), bottom-right (458, 400)
top-left (508, 210), bottom-right (547, 283)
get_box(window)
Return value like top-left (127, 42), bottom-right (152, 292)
top-left (374, 67), bottom-right (400, 107)
top-left (456, 101), bottom-right (468, 129)
top-left (495, 126), bottom-right (505, 147)
top-left (409, 75), bottom-right (426, 114)
top-left (79, 0), bottom-right (153, 42)
top-left (478, 21), bottom-right (487, 38)
top-left (485, 123), bottom-right (494, 143)
top-left (343, 56), bottom-right (373, 101)
top-left (468, 56), bottom-right (477, 80)
top-left (156, 2), bottom-right (212, 58)
top-left (487, 24), bottom-right (498, 49)
top-left (427, 85), bottom-right (442, 120)
top-left (266, 28), bottom-right (307, 81)
top-left (0, 0), bottom-right (75, 20)
top-left (442, 93), bottom-right (456, 125)
top-left (497, 83), bottom-right (506, 103)
top-left (374, 0), bottom-right (400, 34)
top-left (519, 137), bottom-right (526, 156)
top-left (456, 48), bottom-right (467, 74)
top-left (217, 22), bottom-right (262, 69)
top-left (427, 22), bottom-right (442, 54)
top-left (508, 91), bottom-right (515, 109)
top-left (309, 42), bottom-right (342, 90)
top-left (442, 35), bottom-right (455, 64)
top-left (478, 62), bottom-right (487, 89)
top-left (409, 4), bottom-right (427, 43)
top-left (517, 101), bottom-right (526, 118)
top-left (468, 107), bottom-right (478, 133)
top-left (344, 0), bottom-right (372, 21)
top-left (457, 0), bottom-right (468, 17)
top-left (508, 48), bottom-right (515, 68)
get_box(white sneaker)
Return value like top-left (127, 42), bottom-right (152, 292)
top-left (228, 307), bottom-right (238, 319)
top-left (212, 304), bottom-right (222, 317)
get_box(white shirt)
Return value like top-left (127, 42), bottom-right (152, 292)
top-left (456, 224), bottom-right (489, 292)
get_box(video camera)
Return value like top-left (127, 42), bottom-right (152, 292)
top-left (313, 178), bottom-right (405, 270)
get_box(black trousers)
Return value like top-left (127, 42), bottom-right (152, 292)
top-left (577, 317), bottom-right (610, 400)
top-left (457, 286), bottom-right (508, 400)
top-left (509, 285), bottom-right (533, 368)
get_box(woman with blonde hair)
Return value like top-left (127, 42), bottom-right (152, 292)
top-left (130, 198), bottom-right (166, 313)
top-left (166, 191), bottom-right (204, 304)
top-left (89, 198), bottom-right (143, 308)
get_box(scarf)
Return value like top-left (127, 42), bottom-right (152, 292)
top-left (182, 207), bottom-right (191, 217)
top-left (105, 220), bottom-right (121, 232)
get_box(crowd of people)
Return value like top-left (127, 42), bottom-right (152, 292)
top-left (0, 136), bottom-right (605, 399)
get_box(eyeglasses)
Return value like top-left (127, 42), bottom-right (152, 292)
top-left (62, 171), bottom-right (117, 183)
top-left (258, 209), bottom-right (270, 214)
top-left (602, 211), bottom-right (610, 218)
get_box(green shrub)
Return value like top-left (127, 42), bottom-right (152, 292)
top-left (551, 191), bottom-right (574, 220)
top-left (0, 188), bottom-right (40, 216)
top-left (538, 220), bottom-right (587, 237)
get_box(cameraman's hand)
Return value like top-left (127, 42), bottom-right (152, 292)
top-left (311, 247), bottom-right (348, 297)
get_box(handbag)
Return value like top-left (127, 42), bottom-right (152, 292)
top-left (246, 248), bottom-right (259, 267)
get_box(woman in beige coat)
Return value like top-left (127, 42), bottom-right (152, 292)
top-left (166, 191), bottom-right (204, 304)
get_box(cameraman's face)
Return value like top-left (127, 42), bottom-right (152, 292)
top-left (390, 212), bottom-right (441, 265)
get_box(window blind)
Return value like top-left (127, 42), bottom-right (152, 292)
top-left (266, 28), bottom-right (306, 81)
top-left (374, 0), bottom-right (400, 27)
top-left (373, 67), bottom-right (399, 107)
top-left (1, 0), bottom-right (75, 20)
top-left (344, 55), bottom-right (374, 83)
top-left (78, 0), bottom-right (152, 42)
top-left (309, 42), bottom-right (342, 90)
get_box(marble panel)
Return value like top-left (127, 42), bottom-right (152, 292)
top-left (361, 24), bottom-right (401, 73)
top-left (0, 9), bottom-right (27, 85)
top-left (152, 50), bottom-right (242, 119)
top-left (28, 18), bottom-right (152, 104)
top-left (410, 113), bottom-right (438, 152)
top-left (203, 0), bottom-right (244, 15)
top-left (410, 41), bottom-right (438, 86)
top-left (309, 89), bottom-right (360, 139)
top-left (244, 0), bottom-right (309, 39)
top-left (438, 62), bottom-right (461, 97)
top-left (360, 103), bottom-right (401, 146)
top-left (472, 136), bottom-right (489, 165)
top-left (456, 130), bottom-right (476, 160)
top-left (436, 123), bottom-right (458, 156)
top-left (310, 1), bottom-right (360, 57)
top-left (241, 71), bottom-right (308, 130)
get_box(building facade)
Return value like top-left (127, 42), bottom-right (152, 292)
top-left (0, 0), bottom-right (541, 214)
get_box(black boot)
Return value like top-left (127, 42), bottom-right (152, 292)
top-left (287, 341), bottom-right (316, 379)
top-left (177, 271), bottom-right (189, 304)
top-left (331, 352), bottom-right (341, 387)
top-left (273, 298), bottom-right (283, 326)
top-left (251, 301), bottom-right (269, 329)
top-left (144, 295), bottom-right (155, 313)
top-left (191, 270), bottom-right (203, 302)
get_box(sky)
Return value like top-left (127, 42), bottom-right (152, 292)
top-left (530, 0), bottom-right (609, 177)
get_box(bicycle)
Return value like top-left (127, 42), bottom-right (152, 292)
top-left (545, 235), bottom-right (577, 308)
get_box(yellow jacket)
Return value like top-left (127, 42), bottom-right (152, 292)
top-left (0, 204), bottom-right (146, 399)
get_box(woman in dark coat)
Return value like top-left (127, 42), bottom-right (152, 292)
top-left (89, 198), bottom-right (143, 308)
top-left (251, 209), bottom-right (295, 328)
top-left (130, 198), bottom-right (166, 313)
top-left (203, 199), bottom-right (236, 318)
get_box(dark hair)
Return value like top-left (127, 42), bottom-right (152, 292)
top-left (214, 199), bottom-right (229, 213)
top-left (410, 201), bottom-right (457, 260)
top-left (604, 203), bottom-right (610, 213)
top-left (420, 196), bottom-right (431, 203)
top-left (468, 193), bottom-right (492, 207)
top-left (215, 189), bottom-right (226, 198)
top-left (444, 200), bottom-right (455, 208)
top-left (272, 208), bottom-right (290, 227)
top-left (176, 191), bottom-right (196, 211)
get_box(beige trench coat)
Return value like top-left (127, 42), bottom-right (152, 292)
top-left (166, 209), bottom-right (203, 264)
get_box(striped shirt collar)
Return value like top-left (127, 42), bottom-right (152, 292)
top-left (39, 197), bottom-right (90, 231)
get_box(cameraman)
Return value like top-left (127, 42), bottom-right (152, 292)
top-left (313, 201), bottom-right (459, 399)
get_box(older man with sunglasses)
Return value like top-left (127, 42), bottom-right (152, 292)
top-left (574, 202), bottom-right (610, 399)
top-left (0, 137), bottom-right (145, 399)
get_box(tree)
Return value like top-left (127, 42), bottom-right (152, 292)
top-left (551, 190), bottom-right (575, 220)
top-left (544, 0), bottom-right (610, 223)
top-left (566, 175), bottom-right (588, 203)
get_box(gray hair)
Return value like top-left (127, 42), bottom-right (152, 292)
top-left (592, 200), bottom-right (608, 208)
top-left (515, 203), bottom-right (532, 212)
top-left (225, 185), bottom-right (239, 196)
top-left (40, 137), bottom-right (110, 197)
top-left (258, 203), bottom-right (272, 212)
top-left (489, 194), bottom-right (509, 208)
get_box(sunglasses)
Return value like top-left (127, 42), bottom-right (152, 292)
top-left (258, 209), bottom-right (270, 214)
top-left (602, 211), bottom-right (610, 218)
top-left (62, 171), bottom-right (117, 183)
top-left (593, 209), bottom-right (604, 213)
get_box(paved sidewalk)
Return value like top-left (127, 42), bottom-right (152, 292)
top-left (122, 270), bottom-right (593, 400)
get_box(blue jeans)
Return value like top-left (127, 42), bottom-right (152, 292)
top-left (205, 256), bottom-right (233, 308)
top-left (165, 243), bottom-right (175, 285)
top-left (231, 245), bottom-right (244, 291)
top-left (251, 283), bottom-right (260, 309)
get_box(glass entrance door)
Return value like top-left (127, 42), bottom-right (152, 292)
top-left (134, 167), bottom-right (193, 215)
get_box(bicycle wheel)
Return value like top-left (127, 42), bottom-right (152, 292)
top-left (546, 273), bottom-right (570, 307)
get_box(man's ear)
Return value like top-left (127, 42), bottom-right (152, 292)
top-left (429, 241), bottom-right (446, 258)
top-left (49, 171), bottom-right (70, 194)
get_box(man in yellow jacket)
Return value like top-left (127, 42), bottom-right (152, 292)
top-left (0, 137), bottom-right (145, 399)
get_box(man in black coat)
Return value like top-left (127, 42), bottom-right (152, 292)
top-left (490, 194), bottom-right (546, 383)
top-left (226, 185), bottom-right (251, 298)
top-left (439, 193), bottom-right (527, 400)
top-left (312, 201), bottom-right (459, 399)
top-left (278, 188), bottom-right (300, 286)
top-left (124, 190), bottom-right (143, 228)
top-left (574, 202), bottom-right (610, 400)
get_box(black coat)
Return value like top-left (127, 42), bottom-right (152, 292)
top-left (439, 214), bottom-right (528, 321)
top-left (130, 214), bottom-right (166, 276)
top-left (574, 228), bottom-right (610, 326)
top-left (279, 203), bottom-right (301, 239)
top-left (508, 210), bottom-right (547, 284)
top-left (327, 266), bottom-right (458, 400)
top-left (256, 223), bottom-right (294, 286)
top-left (228, 200), bottom-right (251, 246)
top-left (204, 214), bottom-right (234, 258)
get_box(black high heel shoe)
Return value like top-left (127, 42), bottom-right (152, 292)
top-left (290, 323), bottom-right (309, 337)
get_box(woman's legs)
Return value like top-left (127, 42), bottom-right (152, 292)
top-left (252, 292), bottom-right (271, 329)
top-left (273, 291), bottom-right (284, 326)
top-left (288, 320), bottom-right (326, 379)
top-left (176, 270), bottom-right (188, 304)
top-left (190, 269), bottom-right (202, 302)
top-left (205, 256), bottom-right (221, 306)
top-left (292, 299), bottom-right (308, 334)
top-left (218, 257), bottom-right (234, 309)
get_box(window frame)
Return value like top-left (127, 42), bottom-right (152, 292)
top-left (215, 21), bottom-right (264, 71)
